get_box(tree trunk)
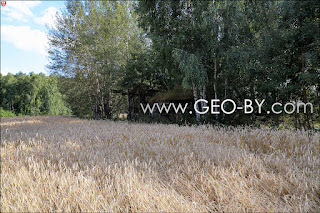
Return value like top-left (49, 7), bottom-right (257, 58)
top-left (200, 87), bottom-right (207, 109)
top-left (94, 76), bottom-right (100, 120)
top-left (104, 95), bottom-right (111, 119)
top-left (193, 83), bottom-right (200, 123)
top-left (302, 88), bottom-right (311, 129)
top-left (200, 87), bottom-right (207, 122)
top-left (127, 89), bottom-right (131, 120)
top-left (223, 72), bottom-right (227, 121)
top-left (214, 57), bottom-right (219, 121)
top-left (300, 45), bottom-right (312, 129)
top-left (95, 96), bottom-right (99, 120)
top-left (138, 86), bottom-right (141, 114)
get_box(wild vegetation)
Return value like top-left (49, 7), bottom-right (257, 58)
top-left (44, 0), bottom-right (319, 128)
top-left (1, 116), bottom-right (319, 212)
top-left (0, 73), bottom-right (71, 116)
top-left (1, 1), bottom-right (319, 212)
top-left (2, 1), bottom-right (319, 128)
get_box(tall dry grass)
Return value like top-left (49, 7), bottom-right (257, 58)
top-left (1, 116), bottom-right (319, 212)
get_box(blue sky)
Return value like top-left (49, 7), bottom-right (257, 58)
top-left (1, 1), bottom-right (66, 76)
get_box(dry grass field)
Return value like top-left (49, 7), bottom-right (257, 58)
top-left (1, 116), bottom-right (319, 212)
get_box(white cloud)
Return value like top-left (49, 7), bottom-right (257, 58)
top-left (1, 25), bottom-right (48, 55)
top-left (2, 1), bottom-right (41, 22)
top-left (34, 7), bottom-right (59, 28)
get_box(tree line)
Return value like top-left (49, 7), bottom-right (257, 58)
top-left (0, 72), bottom-right (71, 116)
top-left (133, 0), bottom-right (320, 128)
top-left (5, 0), bottom-right (319, 128)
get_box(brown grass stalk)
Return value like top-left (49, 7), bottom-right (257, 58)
top-left (1, 116), bottom-right (319, 212)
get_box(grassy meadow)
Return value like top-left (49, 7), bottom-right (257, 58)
top-left (1, 116), bottom-right (320, 212)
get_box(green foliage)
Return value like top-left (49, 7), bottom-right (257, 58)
top-left (0, 73), bottom-right (71, 116)
top-left (0, 108), bottom-right (16, 117)
top-left (48, 0), bottom-right (141, 119)
top-left (136, 0), bottom-right (319, 128)
top-left (172, 49), bottom-right (207, 89)
top-left (43, 0), bottom-right (319, 129)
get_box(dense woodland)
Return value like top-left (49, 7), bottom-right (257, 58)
top-left (0, 73), bottom-right (71, 116)
top-left (1, 0), bottom-right (319, 129)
